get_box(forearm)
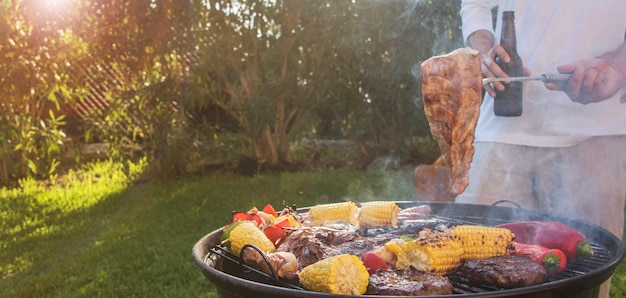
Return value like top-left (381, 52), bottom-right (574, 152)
top-left (460, 0), bottom-right (498, 45)
top-left (466, 29), bottom-right (508, 96)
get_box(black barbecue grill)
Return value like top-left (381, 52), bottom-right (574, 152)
top-left (192, 201), bottom-right (624, 298)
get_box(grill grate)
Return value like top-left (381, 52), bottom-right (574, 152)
top-left (204, 236), bottom-right (614, 295)
top-left (446, 243), bottom-right (612, 293)
top-left (205, 244), bottom-right (304, 290)
top-left (546, 243), bottom-right (611, 281)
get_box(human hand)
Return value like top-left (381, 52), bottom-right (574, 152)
top-left (545, 58), bottom-right (626, 104)
top-left (481, 44), bottom-right (531, 97)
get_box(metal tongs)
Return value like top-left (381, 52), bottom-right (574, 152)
top-left (482, 72), bottom-right (572, 85)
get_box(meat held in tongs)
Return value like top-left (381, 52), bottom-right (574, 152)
top-left (420, 47), bottom-right (483, 196)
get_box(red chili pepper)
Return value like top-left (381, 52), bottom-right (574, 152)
top-left (497, 221), bottom-right (593, 261)
top-left (510, 242), bottom-right (567, 274)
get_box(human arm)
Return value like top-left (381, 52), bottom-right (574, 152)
top-left (461, 0), bottom-right (530, 97)
top-left (545, 41), bottom-right (626, 104)
top-left (467, 29), bottom-right (518, 97)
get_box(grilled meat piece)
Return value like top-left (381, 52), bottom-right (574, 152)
top-left (367, 270), bottom-right (453, 296)
top-left (277, 228), bottom-right (375, 267)
top-left (461, 255), bottom-right (547, 289)
top-left (313, 227), bottom-right (359, 246)
top-left (359, 218), bottom-right (450, 237)
top-left (414, 157), bottom-right (455, 202)
top-left (276, 229), bottom-right (338, 267)
top-left (420, 47), bottom-right (483, 196)
top-left (242, 251), bottom-right (299, 279)
top-left (334, 238), bottom-right (374, 256)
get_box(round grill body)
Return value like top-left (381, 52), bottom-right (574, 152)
top-left (192, 202), bottom-right (624, 298)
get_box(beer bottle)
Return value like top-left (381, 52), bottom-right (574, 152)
top-left (495, 11), bottom-right (523, 117)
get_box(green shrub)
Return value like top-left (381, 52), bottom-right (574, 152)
top-left (0, 105), bottom-right (66, 186)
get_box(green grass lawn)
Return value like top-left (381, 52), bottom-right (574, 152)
top-left (1, 160), bottom-right (625, 297)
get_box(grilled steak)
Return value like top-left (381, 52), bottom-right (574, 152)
top-left (461, 255), bottom-right (547, 289)
top-left (420, 47), bottom-right (483, 196)
top-left (277, 228), bottom-right (376, 267)
top-left (367, 270), bottom-right (453, 296)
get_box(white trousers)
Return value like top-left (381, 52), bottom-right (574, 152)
top-left (456, 136), bottom-right (626, 298)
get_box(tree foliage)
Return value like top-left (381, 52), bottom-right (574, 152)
top-left (187, 0), bottom-right (463, 166)
top-left (0, 0), bottom-right (463, 184)
top-left (0, 0), bottom-right (84, 183)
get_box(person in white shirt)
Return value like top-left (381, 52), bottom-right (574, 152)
top-left (457, 1), bottom-right (626, 296)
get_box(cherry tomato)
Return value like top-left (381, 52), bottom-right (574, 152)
top-left (362, 252), bottom-right (388, 274)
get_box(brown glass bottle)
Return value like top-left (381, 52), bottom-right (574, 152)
top-left (494, 11), bottom-right (523, 117)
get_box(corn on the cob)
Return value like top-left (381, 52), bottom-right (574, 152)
top-left (450, 225), bottom-right (515, 260)
top-left (384, 239), bottom-right (403, 255)
top-left (396, 234), bottom-right (464, 275)
top-left (358, 201), bottom-right (401, 228)
top-left (228, 221), bottom-right (276, 255)
top-left (298, 254), bottom-right (370, 295)
top-left (309, 202), bottom-right (358, 226)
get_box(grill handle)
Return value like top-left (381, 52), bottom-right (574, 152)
top-left (491, 200), bottom-right (523, 209)
top-left (479, 200), bottom-right (525, 225)
top-left (240, 244), bottom-right (280, 282)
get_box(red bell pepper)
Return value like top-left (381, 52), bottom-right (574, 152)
top-left (231, 211), bottom-right (263, 225)
top-left (510, 242), bottom-right (567, 274)
top-left (273, 216), bottom-right (297, 228)
top-left (263, 226), bottom-right (287, 247)
top-left (262, 204), bottom-right (279, 218)
top-left (497, 221), bottom-right (593, 261)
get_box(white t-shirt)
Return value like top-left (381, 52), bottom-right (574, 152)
top-left (461, 0), bottom-right (626, 147)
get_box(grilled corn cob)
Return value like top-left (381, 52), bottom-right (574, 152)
top-left (450, 225), bottom-right (515, 260)
top-left (358, 201), bottom-right (401, 228)
top-left (384, 239), bottom-right (403, 255)
top-left (309, 202), bottom-right (358, 226)
top-left (227, 221), bottom-right (276, 255)
top-left (298, 254), bottom-right (370, 295)
top-left (396, 234), bottom-right (464, 275)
